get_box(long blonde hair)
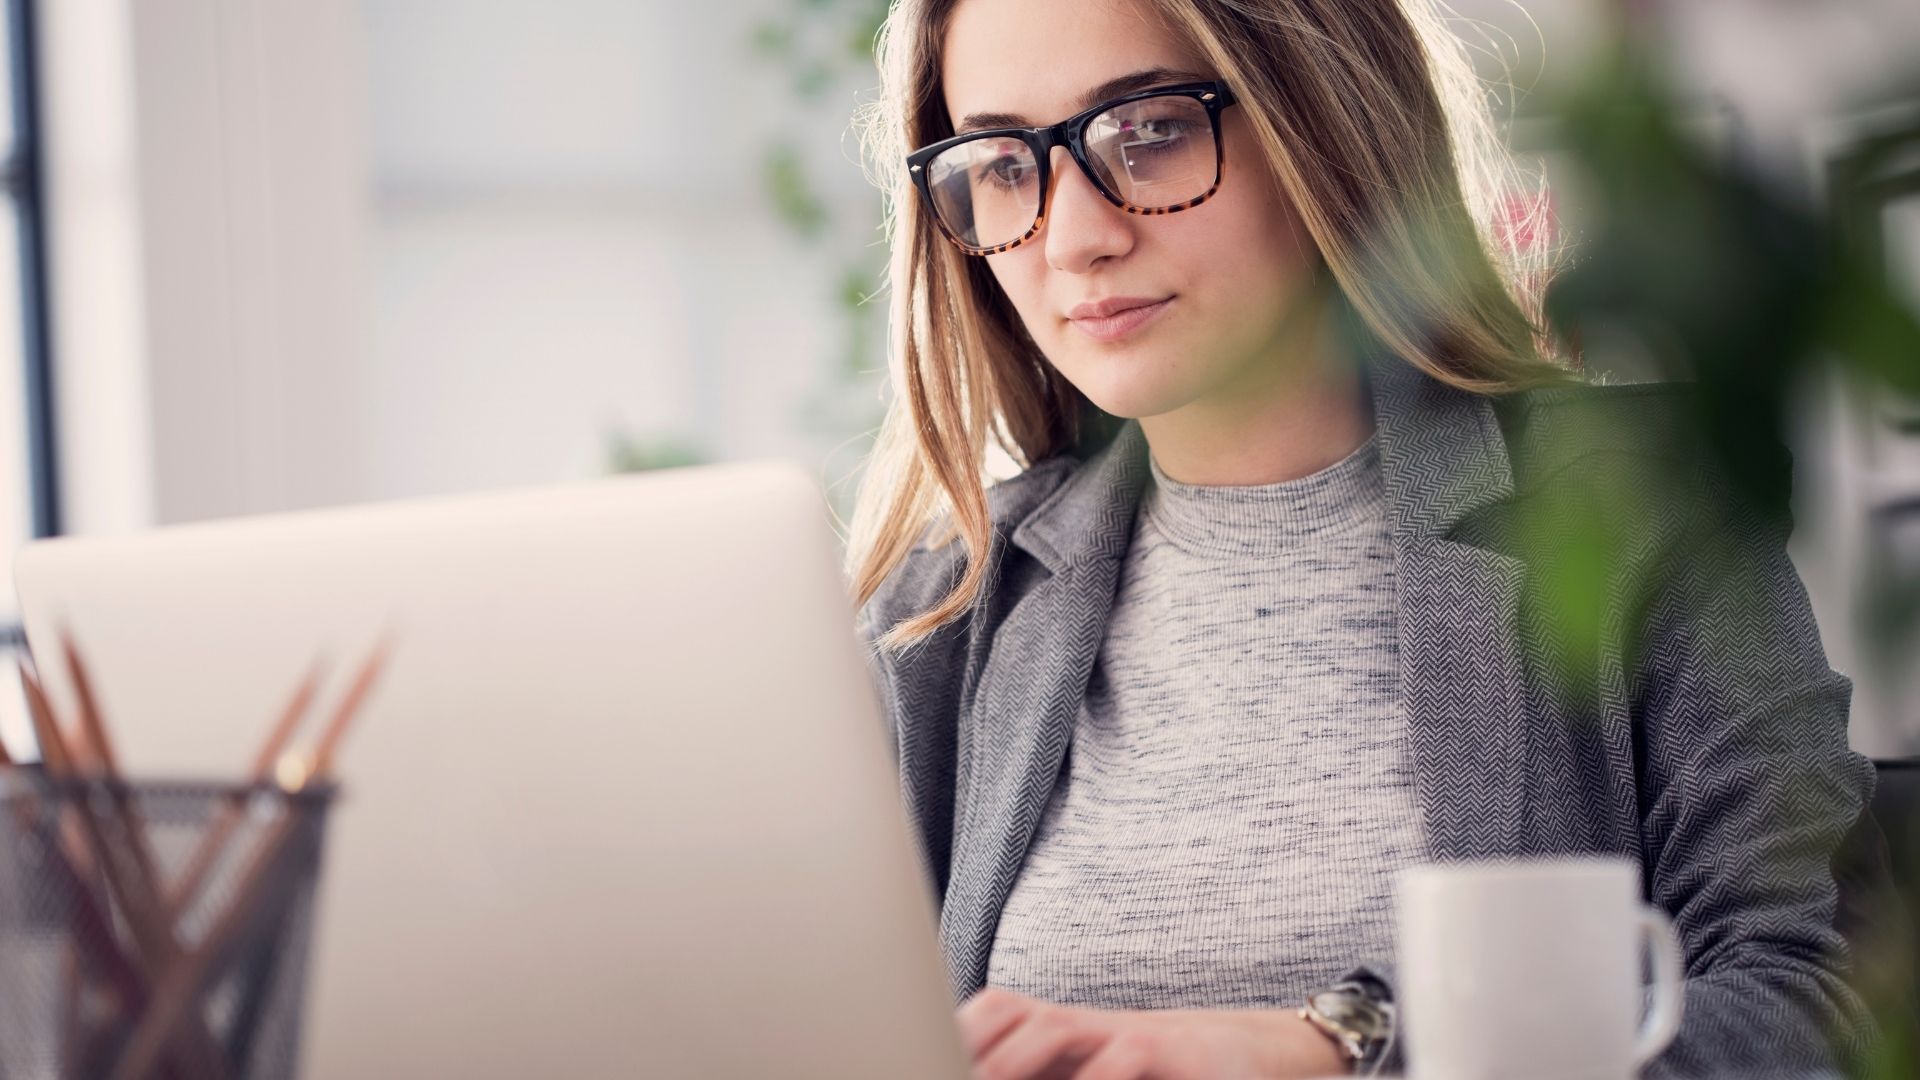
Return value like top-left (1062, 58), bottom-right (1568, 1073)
top-left (848, 0), bottom-right (1574, 649)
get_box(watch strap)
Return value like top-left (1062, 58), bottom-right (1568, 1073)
top-left (1299, 977), bottom-right (1396, 1076)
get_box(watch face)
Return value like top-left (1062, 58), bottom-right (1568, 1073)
top-left (1309, 989), bottom-right (1392, 1043)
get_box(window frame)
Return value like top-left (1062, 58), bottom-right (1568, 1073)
top-left (6, 0), bottom-right (55, 540)
top-left (2, 0), bottom-right (56, 645)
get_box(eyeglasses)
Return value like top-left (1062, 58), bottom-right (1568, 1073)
top-left (906, 80), bottom-right (1238, 256)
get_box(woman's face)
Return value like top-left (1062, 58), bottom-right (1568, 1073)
top-left (940, 0), bottom-right (1323, 422)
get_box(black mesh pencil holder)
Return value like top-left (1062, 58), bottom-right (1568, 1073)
top-left (0, 774), bottom-right (336, 1080)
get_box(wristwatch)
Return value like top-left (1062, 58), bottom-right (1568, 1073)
top-left (1297, 977), bottom-right (1395, 1075)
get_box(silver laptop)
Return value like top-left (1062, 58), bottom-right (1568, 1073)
top-left (11, 462), bottom-right (968, 1079)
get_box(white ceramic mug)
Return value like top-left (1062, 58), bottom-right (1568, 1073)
top-left (1395, 857), bottom-right (1684, 1080)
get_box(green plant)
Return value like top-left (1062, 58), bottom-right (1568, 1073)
top-left (1530, 15), bottom-right (1919, 1074)
top-left (1533, 10), bottom-right (1920, 642)
top-left (749, 0), bottom-right (895, 520)
top-left (604, 429), bottom-right (707, 473)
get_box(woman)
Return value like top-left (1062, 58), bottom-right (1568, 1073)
top-left (846, 0), bottom-right (1876, 1076)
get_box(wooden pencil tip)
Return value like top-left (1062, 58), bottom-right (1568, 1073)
top-left (246, 654), bottom-right (330, 780)
top-left (57, 625), bottom-right (120, 778)
top-left (308, 633), bottom-right (397, 779)
top-left (17, 665), bottom-right (71, 775)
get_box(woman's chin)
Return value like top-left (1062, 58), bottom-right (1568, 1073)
top-left (1069, 380), bottom-right (1196, 423)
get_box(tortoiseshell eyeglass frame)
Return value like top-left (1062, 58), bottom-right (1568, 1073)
top-left (905, 80), bottom-right (1239, 256)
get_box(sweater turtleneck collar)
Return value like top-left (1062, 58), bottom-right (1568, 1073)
top-left (1142, 433), bottom-right (1385, 559)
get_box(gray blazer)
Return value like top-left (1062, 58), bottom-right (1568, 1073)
top-left (857, 356), bottom-right (1876, 1076)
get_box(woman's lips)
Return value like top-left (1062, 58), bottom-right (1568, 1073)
top-left (1068, 297), bottom-right (1173, 343)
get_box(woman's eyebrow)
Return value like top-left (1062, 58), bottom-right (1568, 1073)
top-left (954, 66), bottom-right (1212, 134)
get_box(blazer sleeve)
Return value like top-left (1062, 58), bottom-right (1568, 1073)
top-left (850, 541), bottom-right (979, 912)
top-left (1334, 456), bottom-right (1878, 1077)
top-left (1626, 460), bottom-right (1879, 1076)
top-left (856, 599), bottom-right (900, 761)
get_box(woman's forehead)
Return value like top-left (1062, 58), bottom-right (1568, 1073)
top-left (939, 0), bottom-right (1200, 129)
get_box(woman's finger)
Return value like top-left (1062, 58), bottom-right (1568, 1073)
top-left (972, 1006), bottom-right (1105, 1080)
top-left (1070, 1029), bottom-right (1157, 1080)
top-left (956, 987), bottom-right (1042, 1060)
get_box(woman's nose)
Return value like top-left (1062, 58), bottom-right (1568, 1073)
top-left (1041, 146), bottom-right (1134, 272)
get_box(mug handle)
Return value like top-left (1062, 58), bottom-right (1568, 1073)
top-left (1632, 906), bottom-right (1686, 1067)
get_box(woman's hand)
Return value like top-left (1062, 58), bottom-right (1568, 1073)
top-left (954, 986), bottom-right (1349, 1080)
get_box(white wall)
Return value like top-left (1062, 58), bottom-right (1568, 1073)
top-left (359, 0), bottom-right (882, 503)
top-left (36, 0), bottom-right (881, 525)
top-left (102, 0), bottom-right (370, 525)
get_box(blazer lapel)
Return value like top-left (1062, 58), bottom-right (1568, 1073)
top-left (937, 423), bottom-right (1149, 1000)
top-left (1367, 356), bottom-right (1534, 860)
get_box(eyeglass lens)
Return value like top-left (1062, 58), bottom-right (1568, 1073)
top-left (925, 93), bottom-right (1216, 251)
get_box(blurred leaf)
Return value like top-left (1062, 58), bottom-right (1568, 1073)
top-left (1862, 557), bottom-right (1920, 665)
top-left (793, 60), bottom-right (835, 100)
top-left (845, 0), bottom-right (890, 63)
top-left (605, 430), bottom-right (706, 474)
top-left (743, 0), bottom-right (894, 521)
top-left (748, 19), bottom-right (793, 57)
top-left (1543, 21), bottom-right (1919, 542)
top-left (762, 143), bottom-right (829, 239)
top-left (837, 264), bottom-right (874, 311)
top-left (1824, 269), bottom-right (1920, 398)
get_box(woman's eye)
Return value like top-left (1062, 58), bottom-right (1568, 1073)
top-left (986, 156), bottom-right (1034, 188)
top-left (1130, 119), bottom-right (1192, 149)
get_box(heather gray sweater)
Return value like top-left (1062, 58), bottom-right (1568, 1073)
top-left (985, 432), bottom-right (1427, 1008)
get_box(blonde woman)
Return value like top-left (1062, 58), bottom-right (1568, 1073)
top-left (847, 1), bottom-right (1875, 1076)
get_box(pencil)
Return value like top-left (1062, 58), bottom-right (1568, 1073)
top-left (303, 634), bottom-right (393, 785)
top-left (108, 808), bottom-right (309, 1080)
top-left (108, 633), bottom-right (393, 1079)
top-left (24, 656), bottom-right (230, 1080)
top-left (13, 630), bottom-right (394, 1078)
top-left (166, 655), bottom-right (327, 915)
